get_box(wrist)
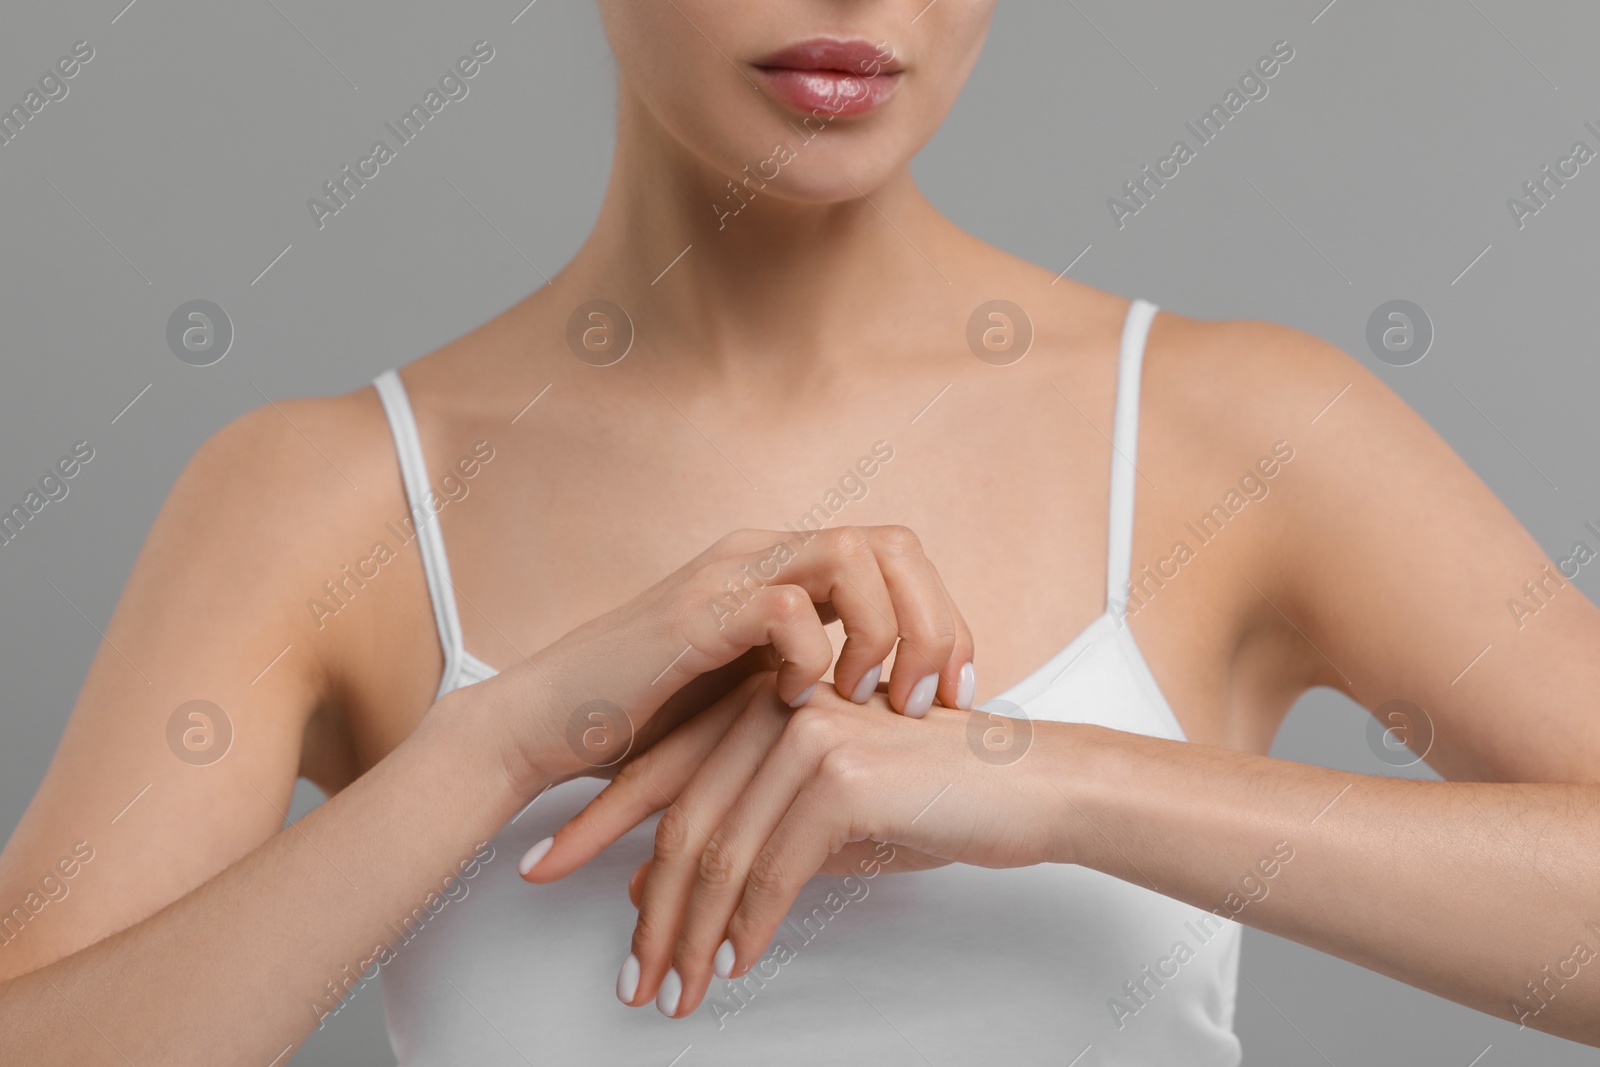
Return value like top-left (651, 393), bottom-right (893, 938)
top-left (423, 674), bottom-right (566, 803)
top-left (1032, 721), bottom-right (1126, 868)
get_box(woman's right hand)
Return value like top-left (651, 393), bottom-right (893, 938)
top-left (479, 526), bottom-right (978, 789)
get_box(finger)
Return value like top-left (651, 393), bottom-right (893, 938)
top-left (864, 526), bottom-right (965, 717)
top-left (662, 704), bottom-right (842, 1016)
top-left (625, 683), bottom-right (792, 1010)
top-left (782, 528), bottom-right (899, 705)
top-left (681, 528), bottom-right (968, 712)
top-left (938, 583), bottom-right (978, 711)
top-left (722, 778), bottom-right (854, 981)
top-left (706, 531), bottom-right (893, 705)
top-left (522, 673), bottom-right (764, 883)
top-left (686, 584), bottom-right (835, 707)
top-left (586, 536), bottom-right (833, 718)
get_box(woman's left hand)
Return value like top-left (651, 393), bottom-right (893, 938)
top-left (523, 674), bottom-right (1072, 1018)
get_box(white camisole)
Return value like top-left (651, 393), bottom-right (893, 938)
top-left (368, 298), bottom-right (1242, 1065)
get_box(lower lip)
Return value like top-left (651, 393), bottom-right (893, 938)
top-left (755, 67), bottom-right (902, 117)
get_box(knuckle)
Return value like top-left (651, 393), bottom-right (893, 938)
top-left (905, 619), bottom-right (959, 647)
top-left (874, 524), bottom-right (924, 558)
top-left (632, 903), bottom-right (671, 950)
top-left (900, 614), bottom-right (958, 649)
top-left (654, 805), bottom-right (693, 859)
top-left (817, 747), bottom-right (869, 794)
top-left (697, 839), bottom-right (739, 887)
top-left (827, 526), bottom-right (872, 561)
top-left (668, 581), bottom-right (719, 638)
top-left (765, 584), bottom-right (814, 624)
top-left (785, 705), bottom-right (840, 749)
top-left (745, 849), bottom-right (788, 898)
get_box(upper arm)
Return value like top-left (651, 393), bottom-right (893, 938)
top-left (1224, 321), bottom-right (1600, 784)
top-left (0, 388), bottom-right (404, 979)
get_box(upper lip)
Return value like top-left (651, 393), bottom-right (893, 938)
top-left (753, 37), bottom-right (903, 75)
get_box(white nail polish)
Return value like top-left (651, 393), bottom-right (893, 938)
top-left (957, 662), bottom-right (977, 711)
top-left (657, 967), bottom-right (682, 1016)
top-left (713, 938), bottom-right (737, 979)
top-left (905, 673), bottom-right (938, 718)
top-left (849, 662), bottom-right (883, 704)
top-left (518, 837), bottom-right (554, 877)
top-left (616, 953), bottom-right (641, 1004)
top-left (788, 683), bottom-right (817, 709)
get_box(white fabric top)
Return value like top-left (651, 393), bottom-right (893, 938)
top-left (368, 297), bottom-right (1243, 1066)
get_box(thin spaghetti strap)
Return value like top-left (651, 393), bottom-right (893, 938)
top-left (372, 369), bottom-right (465, 700)
top-left (1105, 298), bottom-right (1159, 609)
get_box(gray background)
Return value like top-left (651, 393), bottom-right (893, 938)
top-left (2, 0), bottom-right (1596, 1063)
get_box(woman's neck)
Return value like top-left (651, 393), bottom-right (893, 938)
top-left (549, 85), bottom-right (965, 381)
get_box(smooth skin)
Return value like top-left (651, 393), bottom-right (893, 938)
top-left (1, 0), bottom-right (1598, 1063)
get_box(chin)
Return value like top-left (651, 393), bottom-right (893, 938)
top-left (688, 95), bottom-right (931, 206)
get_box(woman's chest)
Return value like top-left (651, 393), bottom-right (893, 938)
top-left (333, 369), bottom-right (1267, 780)
top-left (433, 408), bottom-right (1247, 745)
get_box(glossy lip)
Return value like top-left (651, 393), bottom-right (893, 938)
top-left (752, 37), bottom-right (903, 117)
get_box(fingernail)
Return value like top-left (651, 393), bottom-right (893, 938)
top-left (714, 938), bottom-right (737, 979)
top-left (957, 662), bottom-right (977, 711)
top-left (657, 967), bottom-right (682, 1016)
top-left (905, 673), bottom-right (938, 718)
top-left (849, 662), bottom-right (883, 704)
top-left (788, 683), bottom-right (817, 709)
top-left (518, 836), bottom-right (554, 877)
top-left (616, 953), bottom-right (641, 1004)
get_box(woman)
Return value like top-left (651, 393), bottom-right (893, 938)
top-left (1, 1), bottom-right (1596, 1064)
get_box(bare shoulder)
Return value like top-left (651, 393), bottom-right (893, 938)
top-left (1135, 309), bottom-right (1435, 528)
top-left (110, 379), bottom-right (451, 780)
top-left (179, 388), bottom-right (395, 528)
top-left (1138, 309), bottom-right (1489, 550)
top-left (192, 383), bottom-right (451, 694)
top-left (154, 387), bottom-right (409, 637)
top-left (1142, 311), bottom-right (1371, 455)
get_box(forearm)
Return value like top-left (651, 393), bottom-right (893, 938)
top-left (1052, 724), bottom-right (1600, 1043)
top-left (0, 687), bottom-right (536, 1065)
